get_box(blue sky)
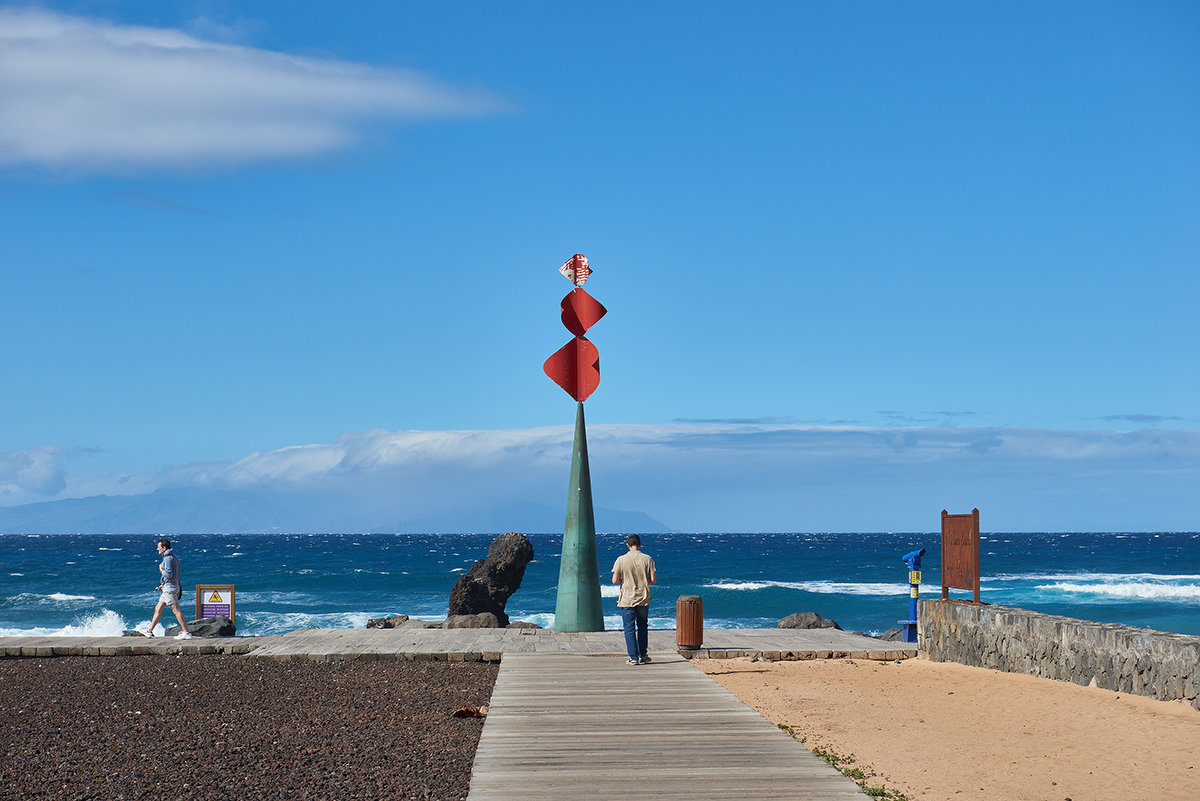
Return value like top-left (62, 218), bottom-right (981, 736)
top-left (1, 1), bottom-right (1197, 531)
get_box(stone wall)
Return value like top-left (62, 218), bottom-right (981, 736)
top-left (918, 598), bottom-right (1200, 710)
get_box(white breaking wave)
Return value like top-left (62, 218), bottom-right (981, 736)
top-left (0, 608), bottom-right (128, 637)
top-left (512, 612), bottom-right (554, 629)
top-left (239, 610), bottom-right (384, 635)
top-left (600, 585), bottom-right (620, 598)
top-left (991, 571), bottom-right (1200, 582)
top-left (704, 579), bottom-right (914, 596)
top-left (6, 592), bottom-right (99, 605)
top-left (1037, 581), bottom-right (1200, 601)
top-left (97, 547), bottom-right (122, 551)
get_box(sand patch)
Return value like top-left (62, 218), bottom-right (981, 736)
top-left (696, 656), bottom-right (1200, 801)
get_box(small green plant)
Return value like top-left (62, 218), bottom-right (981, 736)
top-left (778, 726), bottom-right (911, 801)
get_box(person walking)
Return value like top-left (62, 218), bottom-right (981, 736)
top-left (148, 538), bottom-right (192, 639)
top-left (611, 534), bottom-right (656, 665)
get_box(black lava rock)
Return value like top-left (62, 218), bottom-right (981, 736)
top-left (165, 615), bottom-right (235, 637)
top-left (777, 612), bottom-right (843, 630)
top-left (447, 532), bottom-right (534, 627)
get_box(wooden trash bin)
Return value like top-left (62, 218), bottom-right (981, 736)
top-left (676, 595), bottom-right (704, 648)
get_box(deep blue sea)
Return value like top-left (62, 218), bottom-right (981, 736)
top-left (2, 531), bottom-right (1199, 638)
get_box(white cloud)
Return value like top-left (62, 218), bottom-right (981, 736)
top-left (0, 445), bottom-right (67, 500)
top-left (7, 423), bottom-right (1199, 531)
top-left (0, 8), bottom-right (503, 170)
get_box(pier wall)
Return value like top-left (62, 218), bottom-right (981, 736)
top-left (918, 598), bottom-right (1200, 710)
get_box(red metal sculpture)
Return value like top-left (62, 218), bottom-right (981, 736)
top-left (546, 253), bottom-right (606, 631)
top-left (544, 254), bottom-right (606, 402)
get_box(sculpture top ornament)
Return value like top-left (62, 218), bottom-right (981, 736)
top-left (559, 253), bottom-right (591, 287)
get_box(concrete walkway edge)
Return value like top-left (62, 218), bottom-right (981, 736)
top-left (1, 628), bottom-right (916, 661)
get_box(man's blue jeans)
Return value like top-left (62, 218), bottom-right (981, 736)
top-left (620, 605), bottom-right (649, 660)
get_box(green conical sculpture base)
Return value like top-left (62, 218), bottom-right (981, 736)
top-left (553, 402), bottom-right (604, 631)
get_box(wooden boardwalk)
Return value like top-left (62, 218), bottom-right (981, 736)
top-left (467, 652), bottom-right (866, 800)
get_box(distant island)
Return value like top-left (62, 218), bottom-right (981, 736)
top-left (0, 487), bottom-right (672, 534)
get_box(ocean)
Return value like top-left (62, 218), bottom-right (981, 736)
top-left (2, 531), bottom-right (1199, 638)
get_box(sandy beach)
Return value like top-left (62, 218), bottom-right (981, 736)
top-left (697, 655), bottom-right (1200, 801)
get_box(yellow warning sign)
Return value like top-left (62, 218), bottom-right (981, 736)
top-left (207, 590), bottom-right (223, 603)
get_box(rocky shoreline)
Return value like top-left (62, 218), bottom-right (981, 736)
top-left (0, 655), bottom-right (497, 800)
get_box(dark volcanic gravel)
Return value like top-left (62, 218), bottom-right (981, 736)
top-left (0, 656), bottom-right (498, 800)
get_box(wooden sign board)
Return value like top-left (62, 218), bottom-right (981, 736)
top-left (940, 509), bottom-right (981, 604)
top-left (196, 584), bottom-right (236, 624)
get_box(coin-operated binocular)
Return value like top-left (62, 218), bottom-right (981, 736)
top-left (899, 548), bottom-right (925, 643)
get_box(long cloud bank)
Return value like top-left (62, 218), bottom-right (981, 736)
top-left (0, 8), bottom-right (502, 170)
top-left (3, 424), bottom-right (1198, 531)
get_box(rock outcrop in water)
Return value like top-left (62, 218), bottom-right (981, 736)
top-left (777, 612), bottom-right (842, 630)
top-left (447, 532), bottom-right (534, 627)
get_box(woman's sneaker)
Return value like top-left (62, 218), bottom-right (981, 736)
top-left (175, 631), bottom-right (193, 639)
top-left (638, 656), bottom-right (652, 664)
top-left (626, 658), bottom-right (639, 665)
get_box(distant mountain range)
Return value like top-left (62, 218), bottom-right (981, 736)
top-left (0, 487), bottom-right (672, 535)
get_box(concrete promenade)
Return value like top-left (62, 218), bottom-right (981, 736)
top-left (0, 626), bottom-right (916, 661)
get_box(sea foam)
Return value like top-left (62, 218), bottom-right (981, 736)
top-left (0, 609), bottom-right (128, 638)
top-left (240, 610), bottom-right (382, 635)
top-left (992, 571), bottom-right (1200, 582)
top-left (1037, 580), bottom-right (1200, 601)
top-left (6, 592), bottom-right (99, 605)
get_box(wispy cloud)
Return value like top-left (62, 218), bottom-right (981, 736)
top-left (879, 410), bottom-right (978, 424)
top-left (6, 423), bottom-right (1198, 531)
top-left (1102, 414), bottom-right (1184, 425)
top-left (672, 416), bottom-right (798, 425)
top-left (0, 8), bottom-right (505, 171)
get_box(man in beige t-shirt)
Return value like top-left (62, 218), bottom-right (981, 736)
top-left (611, 534), bottom-right (657, 665)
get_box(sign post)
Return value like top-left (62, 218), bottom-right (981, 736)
top-left (196, 584), bottom-right (236, 624)
top-left (544, 253), bottom-right (606, 632)
top-left (940, 509), bottom-right (981, 604)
